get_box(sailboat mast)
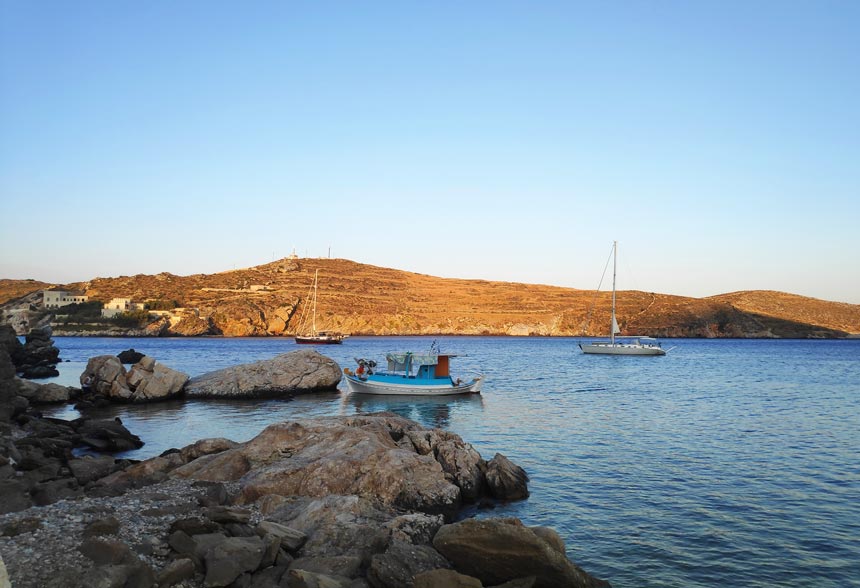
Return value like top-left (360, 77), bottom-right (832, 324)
top-left (610, 241), bottom-right (617, 345)
top-left (311, 269), bottom-right (319, 335)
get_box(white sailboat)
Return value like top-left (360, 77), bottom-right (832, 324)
top-left (294, 269), bottom-right (347, 344)
top-left (579, 241), bottom-right (666, 356)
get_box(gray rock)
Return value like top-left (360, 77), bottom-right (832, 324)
top-left (85, 561), bottom-right (156, 588)
top-left (184, 350), bottom-right (342, 398)
top-left (484, 454), bottom-right (529, 501)
top-left (284, 568), bottom-right (352, 588)
top-left (125, 356), bottom-right (188, 402)
top-left (407, 430), bottom-right (485, 500)
top-left (366, 540), bottom-right (451, 588)
top-left (15, 381), bottom-right (70, 403)
top-left (249, 564), bottom-right (287, 587)
top-left (83, 516), bottom-right (121, 537)
top-left (205, 505), bottom-right (252, 525)
top-left (180, 438), bottom-right (240, 462)
top-left (31, 477), bottom-right (81, 506)
top-left (170, 415), bottom-right (462, 518)
top-left (202, 535), bottom-right (265, 587)
top-left (1, 516), bottom-right (42, 537)
top-left (529, 526), bottom-right (565, 555)
top-left (385, 513), bottom-right (445, 546)
top-left (433, 518), bottom-right (609, 588)
top-left (81, 355), bottom-right (130, 399)
top-left (256, 520), bottom-right (307, 552)
top-left (69, 455), bottom-right (119, 485)
top-left (77, 418), bottom-right (144, 452)
top-left (413, 568), bottom-right (482, 588)
top-left (156, 558), bottom-right (196, 587)
top-left (117, 349), bottom-right (145, 364)
top-left (0, 479), bottom-right (33, 514)
top-left (78, 537), bottom-right (138, 565)
top-left (289, 556), bottom-right (363, 579)
top-left (170, 517), bottom-right (223, 536)
top-left (265, 495), bottom-right (390, 562)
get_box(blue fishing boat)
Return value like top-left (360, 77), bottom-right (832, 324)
top-left (343, 348), bottom-right (483, 396)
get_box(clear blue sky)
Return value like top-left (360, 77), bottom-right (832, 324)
top-left (2, 1), bottom-right (858, 303)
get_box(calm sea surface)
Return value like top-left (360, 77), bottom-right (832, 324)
top-left (41, 336), bottom-right (860, 588)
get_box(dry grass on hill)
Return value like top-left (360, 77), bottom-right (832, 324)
top-left (1, 259), bottom-right (858, 337)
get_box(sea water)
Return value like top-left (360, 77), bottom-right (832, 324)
top-left (41, 336), bottom-right (860, 587)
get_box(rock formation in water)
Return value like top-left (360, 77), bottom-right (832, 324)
top-left (0, 324), bottom-right (62, 378)
top-left (80, 355), bottom-right (189, 403)
top-left (184, 349), bottom-right (342, 398)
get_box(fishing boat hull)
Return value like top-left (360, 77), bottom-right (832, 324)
top-left (579, 342), bottom-right (666, 356)
top-left (344, 373), bottom-right (483, 395)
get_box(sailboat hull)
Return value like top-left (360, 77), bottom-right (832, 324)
top-left (295, 335), bottom-right (345, 345)
top-left (579, 342), bottom-right (666, 356)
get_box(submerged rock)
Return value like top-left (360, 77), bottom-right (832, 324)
top-left (184, 349), bottom-right (341, 398)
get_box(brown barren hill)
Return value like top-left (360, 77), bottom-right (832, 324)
top-left (1, 259), bottom-right (858, 337)
top-left (0, 279), bottom-right (54, 305)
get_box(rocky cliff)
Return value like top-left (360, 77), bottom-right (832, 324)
top-left (2, 258), bottom-right (858, 338)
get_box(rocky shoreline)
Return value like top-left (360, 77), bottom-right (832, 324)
top-left (1, 410), bottom-right (610, 588)
top-left (0, 330), bottom-right (611, 588)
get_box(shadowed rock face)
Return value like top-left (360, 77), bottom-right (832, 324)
top-left (184, 349), bottom-right (342, 398)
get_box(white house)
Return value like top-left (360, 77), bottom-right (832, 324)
top-left (42, 290), bottom-right (88, 308)
top-left (101, 298), bottom-right (146, 318)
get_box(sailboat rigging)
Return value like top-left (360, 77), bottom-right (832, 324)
top-left (579, 241), bottom-right (666, 356)
top-left (294, 269), bottom-right (347, 345)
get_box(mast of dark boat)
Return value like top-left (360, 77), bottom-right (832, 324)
top-left (310, 269), bottom-right (319, 336)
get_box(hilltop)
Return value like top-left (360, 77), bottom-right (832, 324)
top-left (1, 258), bottom-right (858, 337)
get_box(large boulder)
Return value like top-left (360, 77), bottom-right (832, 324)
top-left (184, 350), bottom-right (341, 398)
top-left (125, 356), bottom-right (188, 401)
top-left (76, 418), bottom-right (144, 452)
top-left (81, 355), bottom-right (130, 398)
top-left (484, 453), bottom-right (530, 500)
top-left (367, 540), bottom-right (451, 588)
top-left (265, 495), bottom-right (392, 562)
top-left (18, 326), bottom-right (60, 376)
top-left (170, 414), bottom-right (462, 517)
top-left (15, 380), bottom-right (70, 403)
top-left (81, 355), bottom-right (188, 402)
top-left (433, 518), bottom-right (610, 588)
top-left (405, 429), bottom-right (485, 500)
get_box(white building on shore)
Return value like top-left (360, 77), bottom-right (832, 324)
top-left (101, 298), bottom-right (146, 318)
top-left (42, 290), bottom-right (88, 308)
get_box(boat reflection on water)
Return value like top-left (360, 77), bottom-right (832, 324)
top-left (343, 392), bottom-right (485, 430)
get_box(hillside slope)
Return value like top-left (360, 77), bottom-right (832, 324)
top-left (1, 258), bottom-right (857, 337)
